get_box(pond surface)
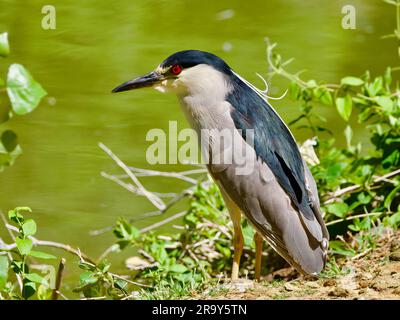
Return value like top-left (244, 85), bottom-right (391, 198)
top-left (0, 0), bottom-right (397, 286)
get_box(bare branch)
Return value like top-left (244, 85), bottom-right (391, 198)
top-left (324, 168), bottom-right (400, 204)
top-left (326, 212), bottom-right (385, 226)
top-left (1, 230), bottom-right (150, 288)
top-left (128, 166), bottom-right (203, 184)
top-left (99, 142), bottom-right (166, 211)
top-left (139, 211), bottom-right (186, 233)
top-left (52, 258), bottom-right (66, 300)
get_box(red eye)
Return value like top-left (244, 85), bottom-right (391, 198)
top-left (171, 64), bottom-right (182, 75)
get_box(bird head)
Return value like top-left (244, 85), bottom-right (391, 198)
top-left (112, 50), bottom-right (233, 95)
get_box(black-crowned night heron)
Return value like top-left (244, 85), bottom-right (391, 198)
top-left (112, 50), bottom-right (329, 281)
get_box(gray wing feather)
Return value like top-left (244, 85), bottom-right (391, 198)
top-left (211, 150), bottom-right (329, 275)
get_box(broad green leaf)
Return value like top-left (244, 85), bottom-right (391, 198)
top-left (326, 203), bottom-right (349, 218)
top-left (0, 32), bottom-right (9, 57)
top-left (25, 273), bottom-right (48, 286)
top-left (22, 281), bottom-right (36, 299)
top-left (15, 237), bottom-right (33, 256)
top-left (14, 206), bottom-right (32, 213)
top-left (382, 149), bottom-right (400, 168)
top-left (384, 184), bottom-right (400, 212)
top-left (340, 76), bottom-right (364, 86)
top-left (113, 218), bottom-right (139, 242)
top-left (98, 259), bottom-right (111, 273)
top-left (7, 207), bottom-right (31, 224)
top-left (329, 240), bottom-right (356, 257)
top-left (80, 271), bottom-right (98, 285)
top-left (29, 251), bottom-right (56, 260)
top-left (169, 264), bottom-right (189, 273)
top-left (6, 64), bottom-right (47, 115)
top-left (114, 279), bottom-right (128, 290)
top-left (319, 90), bottom-right (333, 106)
top-left (314, 87), bottom-right (333, 106)
top-left (357, 192), bottom-right (372, 205)
top-left (376, 96), bottom-right (394, 113)
top-left (1, 130), bottom-right (18, 152)
top-left (8, 208), bottom-right (24, 224)
top-left (0, 256), bottom-right (9, 290)
top-left (336, 95), bottom-right (352, 121)
top-left (367, 77), bottom-right (383, 96)
top-left (383, 212), bottom-right (400, 228)
top-left (216, 243), bottom-right (231, 258)
top-left (22, 219), bottom-right (37, 236)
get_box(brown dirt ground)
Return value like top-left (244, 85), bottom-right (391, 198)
top-left (193, 230), bottom-right (400, 300)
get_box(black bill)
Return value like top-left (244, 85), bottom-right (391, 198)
top-left (112, 71), bottom-right (163, 93)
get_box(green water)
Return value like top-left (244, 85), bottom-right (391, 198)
top-left (0, 0), bottom-right (398, 287)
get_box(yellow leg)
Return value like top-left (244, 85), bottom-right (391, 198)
top-left (220, 188), bottom-right (243, 281)
top-left (254, 232), bottom-right (263, 281)
top-left (230, 208), bottom-right (243, 281)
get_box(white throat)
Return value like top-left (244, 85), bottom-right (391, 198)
top-left (167, 64), bottom-right (233, 131)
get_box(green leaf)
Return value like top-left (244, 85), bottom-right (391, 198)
top-left (314, 87), bottom-right (333, 106)
top-left (169, 264), bottom-right (189, 273)
top-left (114, 279), bottom-right (128, 290)
top-left (15, 237), bottom-right (33, 256)
top-left (25, 273), bottom-right (48, 286)
top-left (6, 64), bottom-right (47, 115)
top-left (1, 130), bottom-right (18, 152)
top-left (357, 192), bottom-right (372, 205)
top-left (376, 96), bottom-right (394, 113)
top-left (329, 240), bottom-right (355, 257)
top-left (382, 149), bottom-right (400, 168)
top-left (336, 95), bottom-right (352, 121)
top-left (383, 212), bottom-right (400, 228)
top-left (80, 271), bottom-right (98, 285)
top-left (0, 32), bottom-right (10, 57)
top-left (98, 259), bottom-right (111, 273)
top-left (22, 281), bottom-right (36, 299)
top-left (78, 262), bottom-right (95, 271)
top-left (384, 184), bottom-right (400, 212)
top-left (216, 243), bottom-right (231, 258)
top-left (367, 77), bottom-right (383, 97)
top-left (8, 208), bottom-right (24, 224)
top-left (384, 67), bottom-right (392, 86)
top-left (327, 203), bottom-right (349, 218)
top-left (113, 218), bottom-right (139, 244)
top-left (0, 256), bottom-right (9, 290)
top-left (289, 82), bottom-right (301, 100)
top-left (11, 260), bottom-right (23, 274)
top-left (340, 76), bottom-right (364, 86)
top-left (22, 219), bottom-right (37, 237)
top-left (29, 251), bottom-right (56, 260)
